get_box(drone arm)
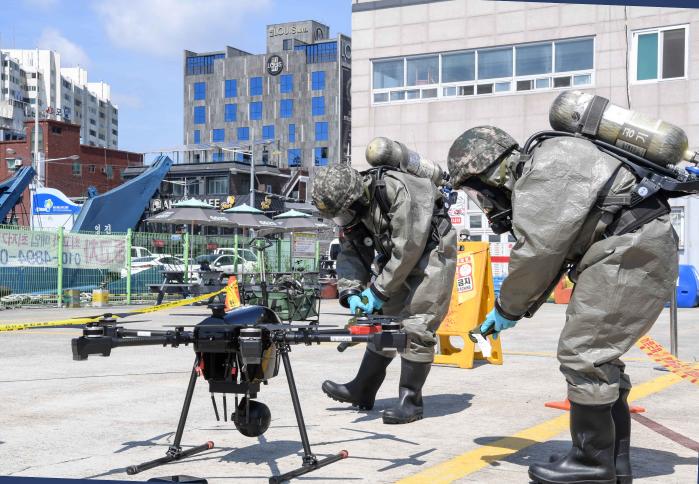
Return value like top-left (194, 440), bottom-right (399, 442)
top-left (282, 329), bottom-right (407, 352)
top-left (72, 327), bottom-right (193, 360)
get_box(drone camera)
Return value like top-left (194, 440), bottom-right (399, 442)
top-left (239, 327), bottom-right (264, 366)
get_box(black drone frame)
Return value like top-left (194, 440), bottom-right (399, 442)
top-left (71, 305), bottom-right (407, 484)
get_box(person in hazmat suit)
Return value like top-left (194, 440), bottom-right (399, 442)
top-left (447, 126), bottom-right (677, 484)
top-left (459, 229), bottom-right (471, 242)
top-left (311, 163), bottom-right (456, 424)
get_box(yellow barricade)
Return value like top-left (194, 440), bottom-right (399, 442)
top-left (435, 241), bottom-right (503, 369)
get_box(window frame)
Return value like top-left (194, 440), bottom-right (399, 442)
top-left (280, 74), bottom-right (293, 93)
top-left (280, 99), bottom-right (293, 118)
top-left (288, 123), bottom-right (296, 143)
top-left (237, 126), bottom-right (250, 141)
top-left (224, 103), bottom-right (237, 122)
top-left (262, 124), bottom-right (275, 140)
top-left (249, 101), bottom-right (263, 121)
top-left (249, 76), bottom-right (263, 96)
top-left (311, 96), bottom-right (325, 116)
top-left (211, 128), bottom-right (225, 143)
top-left (193, 81), bottom-right (206, 100)
top-left (315, 121), bottom-right (329, 141)
top-left (311, 71), bottom-right (326, 90)
top-left (630, 24), bottom-right (689, 85)
top-left (224, 79), bottom-right (237, 98)
top-left (371, 36), bottom-right (596, 105)
top-left (193, 106), bottom-right (206, 125)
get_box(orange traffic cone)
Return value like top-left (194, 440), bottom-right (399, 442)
top-left (224, 276), bottom-right (241, 311)
top-left (545, 398), bottom-right (645, 414)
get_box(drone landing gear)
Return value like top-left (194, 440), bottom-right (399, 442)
top-left (269, 345), bottom-right (348, 484)
top-left (127, 360), bottom-right (214, 481)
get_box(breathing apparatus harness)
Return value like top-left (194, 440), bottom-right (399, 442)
top-left (341, 165), bottom-right (453, 277)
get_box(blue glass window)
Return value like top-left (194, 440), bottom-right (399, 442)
top-left (288, 123), bottom-right (296, 143)
top-left (193, 129), bottom-right (200, 144)
top-left (193, 106), bottom-right (206, 124)
top-left (262, 125), bottom-right (275, 140)
top-left (249, 76), bottom-right (263, 96)
top-left (249, 101), bottom-right (262, 120)
top-left (312, 96), bottom-right (325, 116)
top-left (295, 42), bottom-right (337, 64)
top-left (185, 53), bottom-right (224, 75)
top-left (193, 82), bottom-right (206, 100)
top-left (212, 151), bottom-right (225, 162)
top-left (212, 129), bottom-right (225, 142)
top-left (224, 103), bottom-right (237, 122)
top-left (280, 74), bottom-right (293, 93)
top-left (311, 71), bottom-right (325, 90)
top-left (225, 79), bottom-right (237, 98)
top-left (314, 147), bottom-right (328, 166)
top-left (315, 121), bottom-right (328, 141)
top-left (280, 99), bottom-right (293, 118)
top-left (237, 126), bottom-right (250, 141)
top-left (288, 149), bottom-right (302, 167)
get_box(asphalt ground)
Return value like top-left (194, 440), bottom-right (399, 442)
top-left (0, 300), bottom-right (697, 483)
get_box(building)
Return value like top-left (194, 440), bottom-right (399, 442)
top-left (180, 20), bottom-right (351, 202)
top-left (0, 119), bottom-right (142, 225)
top-left (0, 49), bottom-right (119, 148)
top-left (352, 0), bottom-right (699, 265)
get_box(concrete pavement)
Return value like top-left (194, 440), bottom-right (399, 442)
top-left (0, 300), bottom-right (696, 483)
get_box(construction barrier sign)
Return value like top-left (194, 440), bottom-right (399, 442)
top-left (435, 242), bottom-right (503, 369)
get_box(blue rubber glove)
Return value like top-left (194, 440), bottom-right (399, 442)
top-left (480, 307), bottom-right (518, 340)
top-left (348, 294), bottom-right (369, 315)
top-left (360, 287), bottom-right (384, 314)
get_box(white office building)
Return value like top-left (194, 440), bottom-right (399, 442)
top-left (352, 0), bottom-right (699, 266)
top-left (0, 49), bottom-right (118, 148)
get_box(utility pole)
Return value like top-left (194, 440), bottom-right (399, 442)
top-left (250, 139), bottom-right (255, 209)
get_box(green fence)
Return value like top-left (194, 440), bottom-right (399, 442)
top-left (0, 225), bottom-right (321, 308)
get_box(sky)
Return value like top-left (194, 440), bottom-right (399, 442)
top-left (0, 0), bottom-right (351, 154)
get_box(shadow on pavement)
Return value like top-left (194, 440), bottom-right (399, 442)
top-left (324, 392), bottom-right (474, 423)
top-left (471, 437), bottom-right (697, 479)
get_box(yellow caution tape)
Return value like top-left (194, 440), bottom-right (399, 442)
top-left (129, 288), bottom-right (227, 315)
top-left (0, 288), bottom-right (227, 333)
top-left (636, 335), bottom-right (699, 386)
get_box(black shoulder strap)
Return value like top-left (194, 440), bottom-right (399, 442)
top-left (579, 96), bottom-right (609, 137)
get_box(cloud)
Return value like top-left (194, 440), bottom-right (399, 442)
top-left (95, 0), bottom-right (271, 58)
top-left (37, 28), bottom-right (90, 67)
top-left (111, 92), bottom-right (143, 110)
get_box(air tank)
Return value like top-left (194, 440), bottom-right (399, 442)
top-left (365, 137), bottom-right (447, 186)
top-left (549, 90), bottom-right (696, 166)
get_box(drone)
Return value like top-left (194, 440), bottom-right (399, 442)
top-left (71, 303), bottom-right (407, 483)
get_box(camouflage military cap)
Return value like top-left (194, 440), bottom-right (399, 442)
top-left (311, 164), bottom-right (364, 217)
top-left (447, 126), bottom-right (518, 189)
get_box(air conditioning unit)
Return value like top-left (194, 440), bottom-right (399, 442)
top-left (291, 191), bottom-right (300, 199)
top-left (14, 159), bottom-right (23, 168)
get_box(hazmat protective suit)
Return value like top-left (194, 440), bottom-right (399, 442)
top-left (497, 136), bottom-right (677, 405)
top-left (312, 164), bottom-right (456, 424)
top-left (448, 126), bottom-right (678, 484)
top-left (336, 170), bottom-right (457, 363)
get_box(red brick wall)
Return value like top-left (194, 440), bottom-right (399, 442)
top-left (0, 120), bottom-right (143, 226)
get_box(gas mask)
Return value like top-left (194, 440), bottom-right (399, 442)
top-left (462, 151), bottom-right (520, 235)
top-left (330, 186), bottom-right (370, 229)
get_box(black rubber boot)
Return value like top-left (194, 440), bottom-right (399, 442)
top-left (382, 359), bottom-right (431, 424)
top-left (529, 401), bottom-right (616, 484)
top-left (321, 349), bottom-right (392, 410)
top-left (612, 389), bottom-right (632, 484)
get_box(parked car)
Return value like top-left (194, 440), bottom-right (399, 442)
top-left (120, 255), bottom-right (196, 279)
top-left (130, 246), bottom-right (154, 259)
top-left (195, 253), bottom-right (257, 279)
top-left (213, 248), bottom-right (259, 265)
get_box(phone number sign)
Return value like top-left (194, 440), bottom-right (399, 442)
top-left (0, 229), bottom-right (126, 270)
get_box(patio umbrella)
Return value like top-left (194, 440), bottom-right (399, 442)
top-left (146, 198), bottom-right (235, 263)
top-left (146, 198), bottom-right (235, 227)
top-left (273, 209), bottom-right (329, 231)
top-left (223, 203), bottom-right (281, 231)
